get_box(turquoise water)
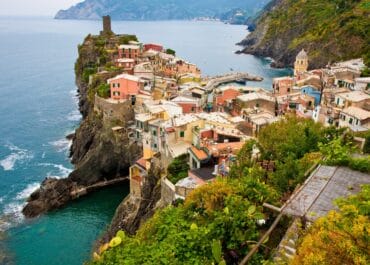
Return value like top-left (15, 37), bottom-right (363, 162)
top-left (0, 17), bottom-right (290, 265)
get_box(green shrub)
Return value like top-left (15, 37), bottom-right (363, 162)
top-left (167, 154), bottom-right (190, 184)
top-left (166, 48), bottom-right (176, 56)
top-left (348, 157), bottom-right (370, 173)
top-left (97, 83), bottom-right (110, 99)
top-left (118, 35), bottom-right (138, 45)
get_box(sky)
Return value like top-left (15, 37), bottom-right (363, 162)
top-left (0, 0), bottom-right (82, 16)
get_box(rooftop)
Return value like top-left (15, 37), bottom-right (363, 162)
top-left (163, 114), bottom-right (200, 128)
top-left (108, 73), bottom-right (142, 83)
top-left (119, 44), bottom-right (140, 49)
top-left (296, 49), bottom-right (308, 60)
top-left (341, 106), bottom-right (370, 120)
top-left (337, 91), bottom-right (370, 102)
top-left (171, 96), bottom-right (199, 104)
top-left (175, 176), bottom-right (198, 189)
top-left (116, 58), bottom-right (135, 63)
top-left (189, 147), bottom-right (208, 161)
top-left (189, 167), bottom-right (215, 182)
top-left (196, 112), bottom-right (232, 125)
top-left (283, 165), bottom-right (370, 222)
top-left (237, 92), bottom-right (275, 103)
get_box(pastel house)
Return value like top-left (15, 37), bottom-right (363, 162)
top-left (108, 74), bottom-right (144, 100)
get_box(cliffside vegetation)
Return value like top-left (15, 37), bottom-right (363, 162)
top-left (241, 0), bottom-right (370, 68)
top-left (88, 116), bottom-right (369, 264)
top-left (292, 185), bottom-right (370, 265)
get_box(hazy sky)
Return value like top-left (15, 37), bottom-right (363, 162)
top-left (0, 0), bottom-right (82, 16)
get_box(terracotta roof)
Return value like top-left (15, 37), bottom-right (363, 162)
top-left (205, 142), bottom-right (244, 156)
top-left (136, 158), bottom-right (147, 170)
top-left (190, 147), bottom-right (208, 161)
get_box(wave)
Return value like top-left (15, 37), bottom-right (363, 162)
top-left (0, 144), bottom-right (33, 171)
top-left (49, 138), bottom-right (72, 153)
top-left (0, 182), bottom-right (40, 231)
top-left (38, 163), bottom-right (73, 178)
top-left (15, 183), bottom-right (40, 201)
top-left (67, 109), bottom-right (82, 122)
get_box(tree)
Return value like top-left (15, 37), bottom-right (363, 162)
top-left (166, 48), bottom-right (176, 56)
top-left (291, 185), bottom-right (370, 265)
top-left (258, 115), bottom-right (323, 161)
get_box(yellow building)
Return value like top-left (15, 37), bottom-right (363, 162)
top-left (294, 49), bottom-right (309, 76)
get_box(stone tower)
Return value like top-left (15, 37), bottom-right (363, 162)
top-left (294, 49), bottom-right (309, 76)
top-left (102, 15), bottom-right (112, 35)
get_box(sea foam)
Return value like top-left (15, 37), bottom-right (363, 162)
top-left (38, 163), bottom-right (73, 178)
top-left (0, 144), bottom-right (33, 171)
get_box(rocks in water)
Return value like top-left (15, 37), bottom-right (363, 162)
top-left (22, 178), bottom-right (75, 218)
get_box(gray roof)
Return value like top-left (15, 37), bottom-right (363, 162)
top-left (283, 165), bottom-right (370, 222)
top-left (296, 49), bottom-right (308, 60)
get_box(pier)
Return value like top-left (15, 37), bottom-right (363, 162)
top-left (204, 72), bottom-right (263, 92)
top-left (70, 177), bottom-right (129, 199)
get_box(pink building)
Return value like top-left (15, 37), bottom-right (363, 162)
top-left (273, 77), bottom-right (294, 95)
top-left (108, 74), bottom-right (144, 100)
top-left (144, 43), bottom-right (163, 52)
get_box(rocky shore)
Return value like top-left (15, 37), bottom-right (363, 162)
top-left (22, 34), bottom-right (142, 220)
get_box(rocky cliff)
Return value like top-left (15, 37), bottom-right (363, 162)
top-left (240, 0), bottom-right (370, 68)
top-left (55, 0), bottom-right (269, 21)
top-left (23, 34), bottom-right (141, 218)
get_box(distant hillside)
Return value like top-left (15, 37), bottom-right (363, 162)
top-left (240, 0), bottom-right (370, 68)
top-left (55, 0), bottom-right (269, 21)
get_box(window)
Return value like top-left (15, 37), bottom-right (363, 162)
top-left (180, 131), bottom-right (185, 137)
top-left (152, 130), bottom-right (157, 136)
top-left (349, 118), bottom-right (353, 125)
top-left (191, 107), bottom-right (196, 112)
top-left (153, 143), bottom-right (158, 149)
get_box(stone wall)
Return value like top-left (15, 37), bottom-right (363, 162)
top-left (161, 177), bottom-right (175, 205)
top-left (94, 95), bottom-right (134, 123)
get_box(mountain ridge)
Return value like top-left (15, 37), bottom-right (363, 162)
top-left (55, 0), bottom-right (270, 22)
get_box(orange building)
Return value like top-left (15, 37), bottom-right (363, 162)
top-left (118, 44), bottom-right (141, 61)
top-left (108, 74), bottom-right (144, 100)
top-left (214, 87), bottom-right (241, 112)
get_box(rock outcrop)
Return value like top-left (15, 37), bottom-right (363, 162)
top-left (101, 155), bottom-right (163, 240)
top-left (22, 34), bottom-right (141, 218)
top-left (239, 0), bottom-right (370, 69)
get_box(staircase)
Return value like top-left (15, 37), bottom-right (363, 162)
top-left (274, 218), bottom-right (301, 264)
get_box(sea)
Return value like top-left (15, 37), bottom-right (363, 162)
top-left (0, 16), bottom-right (291, 265)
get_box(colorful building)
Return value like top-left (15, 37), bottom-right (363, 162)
top-left (118, 44), bottom-right (141, 61)
top-left (171, 96), bottom-right (201, 113)
top-left (144, 43), bottom-right (163, 52)
top-left (273, 77), bottom-right (294, 95)
top-left (108, 74), bottom-right (144, 100)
